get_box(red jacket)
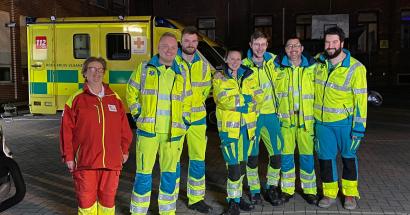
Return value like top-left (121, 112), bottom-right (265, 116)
top-left (60, 83), bottom-right (133, 170)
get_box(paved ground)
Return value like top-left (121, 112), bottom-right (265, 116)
top-left (1, 101), bottom-right (410, 215)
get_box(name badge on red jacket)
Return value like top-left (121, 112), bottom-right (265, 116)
top-left (108, 104), bottom-right (117, 112)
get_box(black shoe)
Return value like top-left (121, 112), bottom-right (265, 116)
top-left (264, 186), bottom-right (283, 206)
top-left (224, 200), bottom-right (240, 215)
top-left (280, 192), bottom-right (293, 203)
top-left (188, 200), bottom-right (213, 213)
top-left (304, 194), bottom-right (318, 205)
top-left (239, 197), bottom-right (255, 211)
top-left (249, 193), bottom-right (263, 205)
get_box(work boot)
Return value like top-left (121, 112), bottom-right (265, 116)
top-left (318, 196), bottom-right (336, 208)
top-left (343, 196), bottom-right (357, 210)
top-left (249, 193), bottom-right (263, 205)
top-left (280, 192), bottom-right (293, 203)
top-left (188, 200), bottom-right (213, 213)
top-left (264, 186), bottom-right (283, 206)
top-left (304, 194), bottom-right (318, 205)
top-left (224, 199), bottom-right (240, 215)
top-left (239, 197), bottom-right (254, 211)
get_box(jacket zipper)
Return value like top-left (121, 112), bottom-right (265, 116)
top-left (98, 97), bottom-right (106, 168)
top-left (74, 144), bottom-right (81, 167)
top-left (94, 105), bottom-right (101, 124)
top-left (321, 66), bottom-right (332, 122)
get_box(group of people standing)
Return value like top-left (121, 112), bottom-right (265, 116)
top-left (60, 25), bottom-right (367, 215)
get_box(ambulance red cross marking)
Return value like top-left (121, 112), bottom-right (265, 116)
top-left (134, 37), bottom-right (145, 49)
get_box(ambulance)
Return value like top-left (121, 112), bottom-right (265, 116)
top-left (27, 16), bottom-right (225, 114)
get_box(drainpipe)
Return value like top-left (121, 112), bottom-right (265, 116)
top-left (10, 0), bottom-right (17, 100)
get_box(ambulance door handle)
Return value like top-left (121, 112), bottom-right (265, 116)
top-left (31, 64), bottom-right (42, 68)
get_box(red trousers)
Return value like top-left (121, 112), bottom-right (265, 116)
top-left (72, 169), bottom-right (120, 208)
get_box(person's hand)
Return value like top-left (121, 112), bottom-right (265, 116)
top-left (66, 161), bottom-right (75, 173)
top-left (122, 154), bottom-right (129, 164)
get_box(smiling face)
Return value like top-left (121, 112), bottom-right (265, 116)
top-left (226, 50), bottom-right (242, 72)
top-left (250, 37), bottom-right (268, 59)
top-left (158, 35), bottom-right (178, 66)
top-left (84, 61), bottom-right (105, 86)
top-left (285, 38), bottom-right (304, 62)
top-left (181, 33), bottom-right (198, 55)
top-left (324, 34), bottom-right (344, 59)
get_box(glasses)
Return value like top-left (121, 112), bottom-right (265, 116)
top-left (87, 67), bottom-right (105, 73)
top-left (159, 45), bottom-right (178, 51)
top-left (285, 44), bottom-right (302, 49)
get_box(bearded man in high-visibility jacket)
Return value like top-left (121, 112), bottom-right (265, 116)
top-left (314, 27), bottom-right (367, 210)
top-left (273, 37), bottom-right (318, 205)
top-left (126, 32), bottom-right (192, 215)
top-left (174, 26), bottom-right (212, 213)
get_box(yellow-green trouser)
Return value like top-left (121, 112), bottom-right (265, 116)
top-left (78, 202), bottom-right (115, 215)
top-left (247, 113), bottom-right (283, 195)
top-left (280, 125), bottom-right (317, 195)
top-left (174, 124), bottom-right (207, 205)
top-left (130, 133), bottom-right (180, 215)
top-left (220, 125), bottom-right (253, 203)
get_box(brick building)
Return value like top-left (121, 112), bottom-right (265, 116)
top-left (150, 0), bottom-right (410, 86)
top-left (0, 0), bottom-right (130, 104)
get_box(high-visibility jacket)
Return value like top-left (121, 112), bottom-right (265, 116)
top-left (314, 49), bottom-right (367, 137)
top-left (176, 49), bottom-right (212, 125)
top-left (273, 53), bottom-right (316, 131)
top-left (213, 65), bottom-right (264, 141)
top-left (60, 83), bottom-right (133, 170)
top-left (126, 55), bottom-right (192, 140)
top-left (242, 50), bottom-right (278, 114)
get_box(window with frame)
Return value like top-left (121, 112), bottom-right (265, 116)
top-left (106, 33), bottom-right (131, 60)
top-left (0, 67), bottom-right (11, 82)
top-left (296, 14), bottom-right (312, 40)
top-left (254, 16), bottom-right (272, 48)
top-left (401, 11), bottom-right (410, 49)
top-left (73, 34), bottom-right (90, 59)
top-left (357, 12), bottom-right (378, 53)
top-left (198, 18), bottom-right (216, 40)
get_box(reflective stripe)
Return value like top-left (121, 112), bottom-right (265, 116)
top-left (267, 171), bottom-right (280, 178)
top-left (130, 103), bottom-right (140, 112)
top-left (254, 89), bottom-right (264, 95)
top-left (260, 82), bottom-right (271, 89)
top-left (267, 178), bottom-right (279, 186)
top-left (158, 94), bottom-right (170, 100)
top-left (131, 194), bottom-right (150, 203)
top-left (226, 121), bottom-right (240, 128)
top-left (217, 120), bottom-right (222, 129)
top-left (227, 190), bottom-right (241, 198)
top-left (247, 121), bottom-right (256, 129)
top-left (191, 106), bottom-right (206, 112)
top-left (304, 115), bottom-right (314, 121)
top-left (130, 204), bottom-right (149, 214)
top-left (183, 112), bottom-right (190, 117)
top-left (302, 94), bottom-right (314, 99)
top-left (172, 122), bottom-right (186, 129)
top-left (282, 172), bottom-right (296, 179)
top-left (202, 61), bottom-right (208, 79)
top-left (188, 188), bottom-right (205, 196)
top-left (140, 63), bottom-right (148, 90)
top-left (159, 193), bottom-right (175, 201)
top-left (128, 79), bottom-right (140, 89)
top-left (278, 113), bottom-right (290, 119)
top-left (217, 91), bottom-right (227, 100)
top-left (227, 182), bottom-right (241, 189)
top-left (265, 95), bottom-right (273, 101)
top-left (157, 109), bottom-right (170, 115)
top-left (188, 178), bottom-right (205, 186)
top-left (141, 89), bottom-right (157, 95)
top-left (248, 179), bottom-right (259, 186)
top-left (235, 95), bottom-right (240, 107)
top-left (343, 62), bottom-right (362, 88)
top-left (171, 94), bottom-right (182, 101)
top-left (301, 182), bottom-right (317, 189)
top-left (159, 202), bottom-right (176, 212)
top-left (353, 88), bottom-right (367, 94)
top-left (185, 90), bottom-right (193, 97)
top-left (300, 173), bottom-right (316, 181)
top-left (277, 92), bottom-right (288, 98)
top-left (315, 79), bottom-right (349, 91)
top-left (281, 181), bottom-right (295, 188)
top-left (314, 104), bottom-right (353, 114)
top-left (192, 81), bottom-right (211, 87)
top-left (137, 117), bottom-right (155, 123)
top-left (247, 170), bottom-right (258, 177)
top-left (354, 117), bottom-right (367, 123)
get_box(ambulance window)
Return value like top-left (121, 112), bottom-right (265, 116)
top-left (73, 34), bottom-right (91, 59)
top-left (106, 33), bottom-right (131, 60)
top-left (197, 41), bottom-right (224, 68)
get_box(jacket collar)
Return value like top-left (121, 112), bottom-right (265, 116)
top-left (246, 49), bottom-right (273, 62)
top-left (177, 48), bottom-right (201, 64)
top-left (147, 54), bottom-right (182, 74)
top-left (318, 48), bottom-right (351, 67)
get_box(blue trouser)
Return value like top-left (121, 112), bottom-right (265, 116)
top-left (247, 113), bottom-right (283, 195)
top-left (315, 123), bottom-right (361, 198)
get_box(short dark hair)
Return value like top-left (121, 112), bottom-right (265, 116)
top-left (224, 47), bottom-right (243, 60)
top-left (324, 26), bottom-right (345, 42)
top-left (250, 31), bottom-right (267, 43)
top-left (182, 26), bottom-right (199, 37)
top-left (81, 57), bottom-right (106, 77)
top-left (285, 36), bottom-right (302, 45)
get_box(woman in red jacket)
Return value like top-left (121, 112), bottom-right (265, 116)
top-left (60, 57), bottom-right (133, 214)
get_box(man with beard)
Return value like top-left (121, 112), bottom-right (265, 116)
top-left (314, 27), bottom-right (367, 210)
top-left (175, 26), bottom-right (213, 213)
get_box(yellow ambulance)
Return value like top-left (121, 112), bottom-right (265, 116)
top-left (27, 16), bottom-right (225, 114)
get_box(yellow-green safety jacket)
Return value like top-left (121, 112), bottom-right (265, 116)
top-left (176, 49), bottom-right (212, 125)
top-left (242, 50), bottom-right (278, 114)
top-left (213, 65), bottom-right (264, 141)
top-left (126, 55), bottom-right (192, 141)
top-left (314, 49), bottom-right (367, 137)
top-left (273, 53), bottom-right (316, 132)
